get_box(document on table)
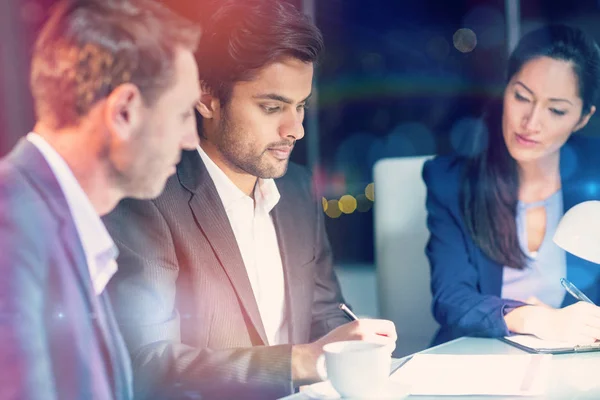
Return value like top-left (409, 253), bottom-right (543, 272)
top-left (390, 353), bottom-right (552, 396)
top-left (502, 334), bottom-right (600, 354)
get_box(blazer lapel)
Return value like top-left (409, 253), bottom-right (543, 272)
top-left (272, 208), bottom-right (308, 344)
top-left (10, 140), bottom-right (98, 308)
top-left (271, 181), bottom-right (315, 344)
top-left (99, 292), bottom-right (133, 400)
top-left (177, 150), bottom-right (268, 344)
top-left (60, 220), bottom-right (125, 396)
top-left (10, 139), bottom-right (125, 395)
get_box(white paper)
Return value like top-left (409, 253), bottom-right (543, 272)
top-left (390, 353), bottom-right (552, 396)
top-left (302, 380), bottom-right (410, 399)
top-left (505, 334), bottom-right (600, 350)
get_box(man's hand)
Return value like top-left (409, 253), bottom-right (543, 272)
top-left (291, 319), bottom-right (397, 386)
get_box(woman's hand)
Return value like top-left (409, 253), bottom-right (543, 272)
top-left (529, 302), bottom-right (600, 343)
top-left (507, 301), bottom-right (600, 344)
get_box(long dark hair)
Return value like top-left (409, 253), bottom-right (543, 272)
top-left (460, 25), bottom-right (600, 269)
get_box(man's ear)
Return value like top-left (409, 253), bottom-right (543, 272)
top-left (574, 105), bottom-right (596, 132)
top-left (105, 83), bottom-right (144, 140)
top-left (196, 82), bottom-right (220, 120)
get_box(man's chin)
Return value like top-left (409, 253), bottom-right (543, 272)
top-left (262, 161), bottom-right (289, 179)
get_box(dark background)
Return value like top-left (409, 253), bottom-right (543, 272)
top-left (3, 0), bottom-right (600, 266)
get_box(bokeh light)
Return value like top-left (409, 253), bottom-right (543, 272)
top-left (322, 197), bottom-right (328, 212)
top-left (325, 200), bottom-right (342, 218)
top-left (586, 182), bottom-right (599, 197)
top-left (365, 183), bottom-right (375, 201)
top-left (453, 28), bottom-right (477, 53)
top-left (339, 195), bottom-right (358, 214)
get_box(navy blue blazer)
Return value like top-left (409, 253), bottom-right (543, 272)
top-left (424, 135), bottom-right (600, 345)
top-left (0, 140), bottom-right (132, 399)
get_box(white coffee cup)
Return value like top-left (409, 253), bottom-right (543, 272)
top-left (316, 340), bottom-right (391, 398)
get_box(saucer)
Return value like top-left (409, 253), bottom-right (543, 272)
top-left (303, 379), bottom-right (410, 399)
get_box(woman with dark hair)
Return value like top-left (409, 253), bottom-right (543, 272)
top-left (424, 25), bottom-right (600, 345)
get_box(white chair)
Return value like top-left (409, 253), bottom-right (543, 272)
top-left (373, 155), bottom-right (439, 357)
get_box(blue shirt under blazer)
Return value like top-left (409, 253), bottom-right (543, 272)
top-left (423, 134), bottom-right (600, 345)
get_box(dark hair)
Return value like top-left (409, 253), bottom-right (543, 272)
top-left (30, 0), bottom-right (201, 129)
top-left (461, 25), bottom-right (600, 269)
top-left (195, 0), bottom-right (324, 104)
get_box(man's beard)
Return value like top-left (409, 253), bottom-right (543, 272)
top-left (215, 114), bottom-right (295, 179)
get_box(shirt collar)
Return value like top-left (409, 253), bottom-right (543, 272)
top-left (197, 145), bottom-right (280, 213)
top-left (27, 132), bottom-right (118, 295)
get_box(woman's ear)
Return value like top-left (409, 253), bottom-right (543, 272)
top-left (574, 105), bottom-right (596, 132)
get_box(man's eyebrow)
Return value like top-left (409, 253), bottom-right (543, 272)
top-left (252, 93), bottom-right (312, 104)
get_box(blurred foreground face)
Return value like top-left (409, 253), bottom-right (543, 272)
top-left (114, 48), bottom-right (200, 198)
top-left (210, 56), bottom-right (313, 179)
top-left (502, 56), bottom-right (591, 166)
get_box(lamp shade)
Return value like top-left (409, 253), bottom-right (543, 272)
top-left (553, 200), bottom-right (600, 264)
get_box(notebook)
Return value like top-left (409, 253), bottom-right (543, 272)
top-left (390, 353), bottom-right (552, 396)
top-left (502, 335), bottom-right (600, 354)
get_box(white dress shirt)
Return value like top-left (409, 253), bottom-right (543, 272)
top-left (27, 133), bottom-right (118, 295)
top-left (198, 146), bottom-right (288, 345)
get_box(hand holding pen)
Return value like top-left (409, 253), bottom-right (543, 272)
top-left (561, 278), bottom-right (596, 305)
top-left (309, 309), bottom-right (396, 354)
top-left (339, 303), bottom-right (359, 321)
top-left (338, 303), bottom-right (396, 343)
top-left (527, 279), bottom-right (600, 344)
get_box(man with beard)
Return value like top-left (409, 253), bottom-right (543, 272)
top-left (103, 1), bottom-right (397, 399)
top-left (0, 0), bottom-right (200, 398)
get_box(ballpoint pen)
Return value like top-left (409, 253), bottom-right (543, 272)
top-left (339, 303), bottom-right (396, 342)
top-left (339, 303), bottom-right (359, 321)
top-left (560, 278), bottom-right (596, 305)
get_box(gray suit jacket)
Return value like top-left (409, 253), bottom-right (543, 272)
top-left (103, 148), bottom-right (349, 399)
top-left (0, 140), bottom-right (132, 400)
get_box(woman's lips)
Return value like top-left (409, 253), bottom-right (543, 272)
top-left (515, 133), bottom-right (539, 147)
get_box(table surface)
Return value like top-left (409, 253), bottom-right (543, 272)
top-left (279, 336), bottom-right (600, 399)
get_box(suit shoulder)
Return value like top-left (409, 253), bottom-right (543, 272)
top-left (0, 158), bottom-right (51, 216)
top-left (0, 159), bottom-right (56, 267)
top-left (106, 171), bottom-right (182, 222)
top-left (423, 154), bottom-right (465, 192)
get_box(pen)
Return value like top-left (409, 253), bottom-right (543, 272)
top-left (339, 303), bottom-right (393, 340)
top-left (560, 278), bottom-right (596, 305)
top-left (339, 303), bottom-right (359, 321)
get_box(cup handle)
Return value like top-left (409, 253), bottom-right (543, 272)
top-left (316, 354), bottom-right (327, 381)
